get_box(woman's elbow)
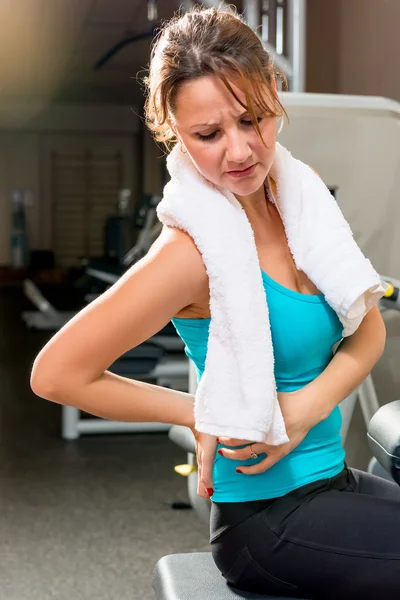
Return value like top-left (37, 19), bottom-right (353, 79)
top-left (30, 359), bottom-right (60, 401)
top-left (30, 349), bottom-right (69, 402)
top-left (368, 305), bottom-right (386, 356)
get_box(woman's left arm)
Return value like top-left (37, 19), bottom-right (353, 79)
top-left (304, 304), bottom-right (386, 427)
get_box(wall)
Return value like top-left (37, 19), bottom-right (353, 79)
top-left (307, 0), bottom-right (400, 101)
top-left (0, 104), bottom-right (140, 266)
top-left (338, 0), bottom-right (400, 100)
top-left (306, 0), bottom-right (340, 94)
top-left (0, 134), bottom-right (40, 267)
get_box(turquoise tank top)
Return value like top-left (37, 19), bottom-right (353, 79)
top-left (172, 269), bottom-right (346, 502)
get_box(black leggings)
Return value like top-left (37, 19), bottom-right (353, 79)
top-left (210, 466), bottom-right (400, 600)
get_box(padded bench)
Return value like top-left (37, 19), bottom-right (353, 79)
top-left (153, 552), bottom-right (307, 600)
top-left (154, 400), bottom-right (400, 600)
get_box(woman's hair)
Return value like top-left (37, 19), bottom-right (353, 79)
top-left (143, 4), bottom-right (287, 150)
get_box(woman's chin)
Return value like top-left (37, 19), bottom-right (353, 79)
top-left (224, 175), bottom-right (267, 198)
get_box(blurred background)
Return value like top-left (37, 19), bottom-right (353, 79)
top-left (0, 1), bottom-right (399, 599)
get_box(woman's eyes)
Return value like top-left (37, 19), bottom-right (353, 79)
top-left (196, 118), bottom-right (263, 142)
top-left (197, 131), bottom-right (218, 141)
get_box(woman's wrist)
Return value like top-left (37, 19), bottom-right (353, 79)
top-left (297, 382), bottom-right (336, 427)
top-left (176, 391), bottom-right (195, 429)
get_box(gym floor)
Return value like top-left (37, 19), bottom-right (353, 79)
top-left (0, 287), bottom-right (209, 600)
top-left (0, 285), bottom-right (375, 600)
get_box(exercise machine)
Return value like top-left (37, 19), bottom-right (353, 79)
top-left (21, 194), bottom-right (162, 332)
top-left (23, 191), bottom-right (189, 439)
top-left (61, 341), bottom-right (188, 440)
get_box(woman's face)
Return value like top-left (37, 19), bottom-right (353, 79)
top-left (171, 74), bottom-right (277, 198)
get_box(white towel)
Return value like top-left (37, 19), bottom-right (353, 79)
top-left (157, 142), bottom-right (388, 445)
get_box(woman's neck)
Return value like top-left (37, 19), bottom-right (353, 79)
top-left (235, 176), bottom-right (275, 224)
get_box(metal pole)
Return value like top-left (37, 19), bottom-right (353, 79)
top-left (181, 0), bottom-right (195, 10)
top-left (198, 0), bottom-right (222, 7)
top-left (243, 0), bottom-right (261, 32)
top-left (287, 0), bottom-right (307, 92)
top-left (358, 374), bottom-right (381, 425)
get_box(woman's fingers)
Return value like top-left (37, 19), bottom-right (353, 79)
top-left (201, 448), bottom-right (215, 498)
top-left (194, 432), bottom-right (218, 499)
top-left (236, 450), bottom-right (287, 475)
top-left (218, 443), bottom-right (267, 461)
top-left (218, 437), bottom-right (254, 447)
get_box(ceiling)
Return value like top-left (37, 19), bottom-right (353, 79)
top-left (0, 0), bottom-right (242, 108)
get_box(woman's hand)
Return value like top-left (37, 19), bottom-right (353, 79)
top-left (218, 388), bottom-right (316, 475)
top-left (191, 429), bottom-right (218, 499)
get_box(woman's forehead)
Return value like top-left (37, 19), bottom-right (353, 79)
top-left (174, 75), bottom-right (247, 122)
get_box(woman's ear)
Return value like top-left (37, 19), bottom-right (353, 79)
top-left (167, 119), bottom-right (177, 136)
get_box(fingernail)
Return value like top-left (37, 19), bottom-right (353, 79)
top-left (236, 468), bottom-right (243, 474)
top-left (216, 438), bottom-right (220, 443)
top-left (206, 488), bottom-right (214, 496)
top-left (217, 449), bottom-right (223, 455)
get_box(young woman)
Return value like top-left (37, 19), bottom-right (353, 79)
top-left (31, 7), bottom-right (400, 599)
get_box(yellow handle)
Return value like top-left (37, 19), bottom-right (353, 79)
top-left (174, 464), bottom-right (197, 477)
top-left (384, 282), bottom-right (394, 297)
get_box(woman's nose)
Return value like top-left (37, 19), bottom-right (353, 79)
top-left (225, 133), bottom-right (252, 165)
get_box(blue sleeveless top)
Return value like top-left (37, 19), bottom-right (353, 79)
top-left (172, 269), bottom-right (346, 502)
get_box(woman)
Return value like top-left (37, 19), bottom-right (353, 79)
top-left (31, 6), bottom-right (400, 599)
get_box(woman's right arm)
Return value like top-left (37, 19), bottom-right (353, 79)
top-left (30, 226), bottom-right (208, 429)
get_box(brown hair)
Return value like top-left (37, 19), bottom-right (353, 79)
top-left (143, 5), bottom-right (287, 150)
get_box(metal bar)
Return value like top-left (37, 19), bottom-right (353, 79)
top-left (268, 0), bottom-right (277, 48)
top-left (339, 390), bottom-right (359, 444)
top-left (51, 151), bottom-right (57, 254)
top-left (78, 420), bottom-right (170, 435)
top-left (243, 0), bottom-right (262, 32)
top-left (62, 405), bottom-right (80, 440)
top-left (358, 374), bottom-right (381, 425)
top-left (23, 279), bottom-right (59, 315)
top-left (62, 405), bottom-right (170, 440)
top-left (61, 359), bottom-right (189, 439)
top-left (201, 0), bottom-right (294, 78)
top-left (286, 0), bottom-right (306, 91)
top-left (84, 151), bottom-right (91, 258)
top-left (198, 0), bottom-right (221, 7)
top-left (189, 361), bottom-right (198, 395)
top-left (263, 41), bottom-right (294, 77)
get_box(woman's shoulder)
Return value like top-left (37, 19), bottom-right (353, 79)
top-left (149, 225), bottom-right (208, 283)
top-left (156, 224), bottom-right (199, 247)
top-left (151, 225), bottom-right (202, 259)
top-left (151, 226), bottom-right (210, 319)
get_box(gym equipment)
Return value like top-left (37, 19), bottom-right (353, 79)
top-left (23, 196), bottom-right (189, 440)
top-left (61, 339), bottom-right (189, 440)
top-left (23, 191), bottom-right (188, 440)
top-left (22, 193), bottom-right (162, 332)
top-left (277, 93), bottom-right (400, 279)
top-left (10, 189), bottom-right (30, 268)
top-left (22, 279), bottom-right (76, 331)
top-left (93, 0), bottom-right (159, 71)
top-left (153, 399), bottom-right (400, 600)
top-left (85, 194), bottom-right (161, 287)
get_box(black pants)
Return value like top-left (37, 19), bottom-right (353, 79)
top-left (210, 466), bottom-right (400, 599)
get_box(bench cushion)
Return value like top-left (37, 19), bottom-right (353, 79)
top-left (367, 400), bottom-right (400, 484)
top-left (153, 552), bottom-right (305, 600)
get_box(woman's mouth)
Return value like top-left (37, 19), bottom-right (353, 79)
top-left (227, 163), bottom-right (257, 179)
